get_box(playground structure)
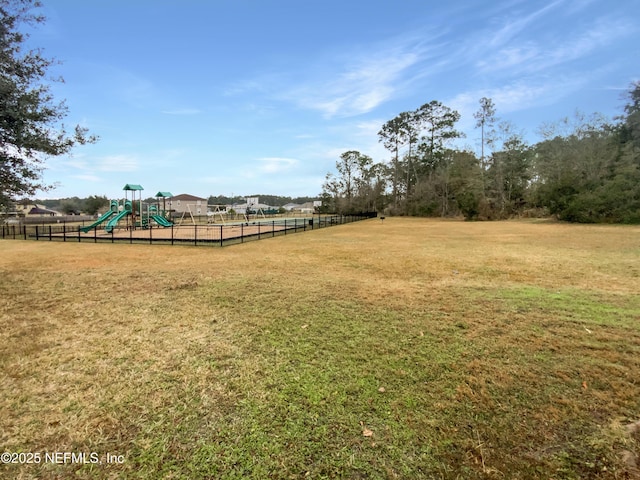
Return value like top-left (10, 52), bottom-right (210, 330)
top-left (181, 197), bottom-right (269, 226)
top-left (4, 211), bottom-right (379, 245)
top-left (206, 205), bottom-right (228, 224)
top-left (80, 184), bottom-right (174, 234)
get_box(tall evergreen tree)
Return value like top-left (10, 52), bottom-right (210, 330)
top-left (473, 97), bottom-right (496, 170)
top-left (378, 113), bottom-right (411, 210)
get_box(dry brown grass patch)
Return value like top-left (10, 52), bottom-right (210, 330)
top-left (1, 218), bottom-right (639, 478)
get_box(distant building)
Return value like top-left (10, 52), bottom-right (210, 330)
top-left (231, 202), bottom-right (272, 215)
top-left (15, 203), bottom-right (61, 217)
top-left (298, 202), bottom-right (315, 214)
top-left (168, 194), bottom-right (207, 215)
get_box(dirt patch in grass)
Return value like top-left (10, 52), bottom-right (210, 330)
top-left (1, 218), bottom-right (639, 479)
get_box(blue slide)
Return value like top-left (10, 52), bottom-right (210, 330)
top-left (150, 215), bottom-right (173, 227)
top-left (105, 210), bottom-right (130, 233)
top-left (80, 210), bottom-right (115, 233)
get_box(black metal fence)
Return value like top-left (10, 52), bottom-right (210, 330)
top-left (1, 213), bottom-right (377, 247)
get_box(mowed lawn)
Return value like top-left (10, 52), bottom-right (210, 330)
top-left (1, 218), bottom-right (639, 479)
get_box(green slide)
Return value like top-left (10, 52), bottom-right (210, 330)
top-left (105, 210), bottom-right (130, 233)
top-left (80, 210), bottom-right (116, 233)
top-left (151, 215), bottom-right (173, 227)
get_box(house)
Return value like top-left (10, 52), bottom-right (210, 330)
top-left (167, 194), bottom-right (208, 216)
top-left (297, 202), bottom-right (316, 214)
top-left (282, 203), bottom-right (300, 211)
top-left (15, 203), bottom-right (61, 217)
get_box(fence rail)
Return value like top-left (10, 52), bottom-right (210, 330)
top-left (1, 213), bottom-right (377, 247)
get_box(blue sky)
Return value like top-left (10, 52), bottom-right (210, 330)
top-left (28, 0), bottom-right (639, 200)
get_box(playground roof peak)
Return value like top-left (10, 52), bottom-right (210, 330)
top-left (123, 184), bottom-right (144, 191)
top-left (155, 191), bottom-right (173, 197)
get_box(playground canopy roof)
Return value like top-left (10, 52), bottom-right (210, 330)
top-left (123, 184), bottom-right (144, 191)
top-left (155, 191), bottom-right (173, 197)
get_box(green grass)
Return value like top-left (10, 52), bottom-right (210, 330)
top-left (1, 218), bottom-right (639, 479)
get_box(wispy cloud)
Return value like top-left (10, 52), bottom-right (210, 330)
top-left (70, 174), bottom-right (101, 182)
top-left (486, 0), bottom-right (563, 48)
top-left (284, 47), bottom-right (422, 118)
top-left (62, 154), bottom-right (140, 174)
top-left (477, 16), bottom-right (636, 75)
top-left (96, 155), bottom-right (139, 172)
top-left (229, 33), bottom-right (442, 119)
top-left (257, 157), bottom-right (298, 174)
top-left (449, 76), bottom-right (588, 130)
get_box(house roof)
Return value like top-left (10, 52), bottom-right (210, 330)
top-left (171, 193), bottom-right (207, 201)
top-left (28, 207), bottom-right (58, 215)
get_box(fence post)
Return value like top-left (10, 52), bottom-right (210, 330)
top-left (149, 225), bottom-right (153, 245)
top-left (220, 225), bottom-right (223, 247)
top-left (35, 225), bottom-right (39, 240)
top-left (49, 225), bottom-right (52, 241)
top-left (272, 220), bottom-right (275, 237)
top-left (241, 223), bottom-right (244, 243)
top-left (63, 224), bottom-right (66, 242)
top-left (171, 225), bottom-right (174, 246)
top-left (94, 226), bottom-right (97, 243)
top-left (258, 222), bottom-right (261, 240)
top-left (194, 225), bottom-right (197, 246)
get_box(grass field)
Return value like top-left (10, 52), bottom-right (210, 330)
top-left (1, 218), bottom-right (639, 479)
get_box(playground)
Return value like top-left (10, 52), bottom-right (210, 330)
top-left (0, 183), bottom-right (377, 246)
top-left (79, 184), bottom-right (175, 234)
top-left (9, 214), bottom-right (367, 246)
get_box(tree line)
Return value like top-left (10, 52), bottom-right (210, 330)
top-left (321, 83), bottom-right (640, 223)
top-left (2, 1), bottom-right (638, 224)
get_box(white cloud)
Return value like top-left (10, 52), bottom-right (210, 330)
top-left (478, 16), bottom-right (636, 75)
top-left (257, 157), bottom-right (298, 174)
top-left (97, 155), bottom-right (139, 172)
top-left (354, 119), bottom-right (385, 137)
top-left (448, 78), bottom-right (584, 131)
top-left (287, 50), bottom-right (420, 118)
top-left (228, 33), bottom-right (441, 119)
top-left (71, 174), bottom-right (101, 182)
top-left (487, 0), bottom-right (563, 48)
top-left (62, 159), bottom-right (90, 170)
